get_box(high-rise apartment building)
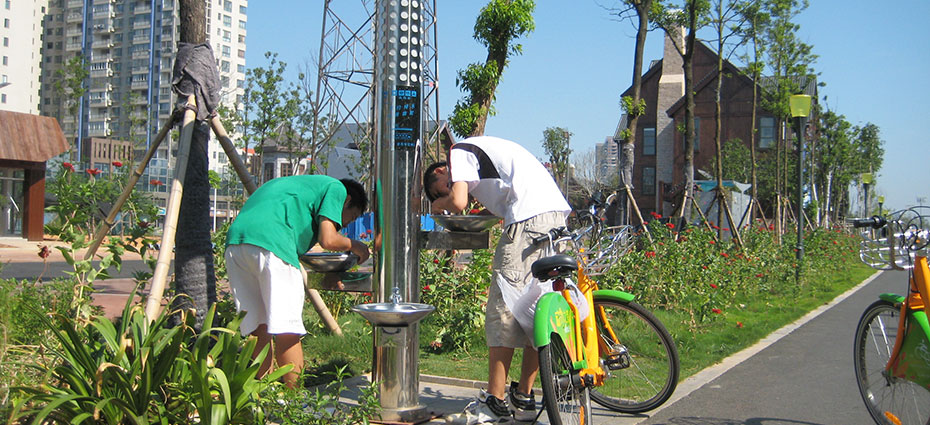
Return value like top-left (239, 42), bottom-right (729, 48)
top-left (595, 136), bottom-right (618, 182)
top-left (0, 0), bottom-right (47, 113)
top-left (38, 0), bottom-right (247, 190)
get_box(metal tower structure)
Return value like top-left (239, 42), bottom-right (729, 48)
top-left (312, 0), bottom-right (440, 178)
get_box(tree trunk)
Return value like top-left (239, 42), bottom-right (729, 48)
top-left (470, 47), bottom-right (508, 137)
top-left (681, 8), bottom-right (698, 223)
top-left (619, 0), bottom-right (652, 225)
top-left (172, 0), bottom-right (216, 330)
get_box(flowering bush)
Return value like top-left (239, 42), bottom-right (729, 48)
top-left (606, 218), bottom-right (860, 326)
top-left (418, 227), bottom-right (499, 353)
top-left (46, 162), bottom-right (159, 239)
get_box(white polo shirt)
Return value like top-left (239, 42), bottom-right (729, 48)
top-left (449, 136), bottom-right (571, 226)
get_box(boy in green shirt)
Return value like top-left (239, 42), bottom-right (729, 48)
top-left (225, 175), bottom-right (369, 388)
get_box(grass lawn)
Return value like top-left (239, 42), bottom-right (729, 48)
top-left (300, 262), bottom-right (875, 386)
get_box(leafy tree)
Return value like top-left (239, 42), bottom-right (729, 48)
top-left (542, 127), bottom-right (572, 194)
top-left (653, 0), bottom-right (711, 221)
top-left (707, 0), bottom-right (749, 242)
top-left (240, 52), bottom-right (298, 183)
top-left (54, 54), bottom-right (89, 161)
top-left (760, 0), bottom-right (817, 238)
top-left (735, 0), bottom-right (771, 223)
top-left (449, 0), bottom-right (536, 138)
top-left (295, 59), bottom-right (341, 176)
top-left (606, 0), bottom-right (656, 225)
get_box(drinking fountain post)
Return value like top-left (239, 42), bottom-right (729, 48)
top-left (367, 0), bottom-right (430, 421)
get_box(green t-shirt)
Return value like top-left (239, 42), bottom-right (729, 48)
top-left (226, 175), bottom-right (346, 269)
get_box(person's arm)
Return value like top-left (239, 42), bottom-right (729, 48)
top-left (318, 218), bottom-right (371, 264)
top-left (430, 181), bottom-right (470, 214)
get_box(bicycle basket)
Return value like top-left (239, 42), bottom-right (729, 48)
top-left (580, 225), bottom-right (636, 276)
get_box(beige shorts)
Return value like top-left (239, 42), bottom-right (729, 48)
top-left (486, 211), bottom-right (567, 348)
top-left (225, 244), bottom-right (307, 336)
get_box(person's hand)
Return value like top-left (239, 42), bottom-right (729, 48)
top-left (350, 240), bottom-right (370, 264)
top-left (431, 201), bottom-right (448, 215)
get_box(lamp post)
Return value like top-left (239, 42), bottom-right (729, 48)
top-left (789, 94), bottom-right (812, 282)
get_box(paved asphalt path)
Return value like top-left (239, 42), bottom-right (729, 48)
top-left (632, 270), bottom-right (903, 425)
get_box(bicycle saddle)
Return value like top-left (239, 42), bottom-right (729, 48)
top-left (532, 254), bottom-right (578, 280)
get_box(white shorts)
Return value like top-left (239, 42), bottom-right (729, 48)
top-left (225, 244), bottom-right (307, 336)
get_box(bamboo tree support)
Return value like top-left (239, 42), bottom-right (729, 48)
top-left (145, 95), bottom-right (198, 321)
top-left (688, 193), bottom-right (720, 243)
top-left (209, 115), bottom-right (258, 196)
top-left (83, 110), bottom-right (183, 261)
top-left (715, 187), bottom-right (744, 248)
top-left (624, 184), bottom-right (653, 244)
top-left (209, 113), bottom-right (342, 336)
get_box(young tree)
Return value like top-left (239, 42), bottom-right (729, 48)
top-left (54, 54), bottom-right (89, 161)
top-left (542, 127), bottom-right (572, 194)
top-left (760, 0), bottom-right (817, 240)
top-left (449, 0), bottom-right (536, 138)
top-left (735, 0), bottom-right (771, 224)
top-left (172, 0), bottom-right (216, 330)
top-left (654, 0), bottom-right (711, 222)
top-left (606, 0), bottom-right (655, 226)
top-left (240, 52), bottom-right (297, 183)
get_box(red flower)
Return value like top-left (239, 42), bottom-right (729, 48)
top-left (150, 179), bottom-right (164, 186)
top-left (722, 228), bottom-right (730, 231)
top-left (755, 273), bottom-right (764, 278)
top-left (712, 225), bottom-right (720, 230)
top-left (736, 321), bottom-right (743, 328)
top-left (469, 208), bottom-right (480, 214)
top-left (86, 168), bottom-right (102, 176)
top-left (712, 308), bottom-right (722, 314)
top-left (720, 252), bottom-right (729, 258)
top-left (708, 240), bottom-right (716, 245)
top-left (363, 292), bottom-right (372, 296)
top-left (650, 211), bottom-right (662, 219)
top-left (702, 265), bottom-right (708, 270)
top-left (433, 258), bottom-right (440, 264)
top-left (423, 285), bottom-right (431, 291)
top-left (38, 245), bottom-right (51, 259)
top-left (645, 251), bottom-right (656, 258)
top-left (666, 223), bottom-right (675, 229)
top-left (62, 162), bottom-right (74, 172)
top-left (359, 233), bottom-right (366, 239)
top-left (112, 161), bottom-right (123, 167)
top-left (768, 224), bottom-right (775, 230)
top-left (709, 283), bottom-right (718, 289)
top-left (366, 229), bottom-right (373, 234)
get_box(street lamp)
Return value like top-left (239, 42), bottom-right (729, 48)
top-left (790, 94), bottom-right (812, 281)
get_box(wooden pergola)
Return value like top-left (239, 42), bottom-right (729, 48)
top-left (0, 110), bottom-right (69, 241)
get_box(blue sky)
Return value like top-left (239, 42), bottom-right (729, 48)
top-left (245, 1), bottom-right (929, 212)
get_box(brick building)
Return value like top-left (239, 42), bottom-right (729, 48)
top-left (616, 32), bottom-right (816, 217)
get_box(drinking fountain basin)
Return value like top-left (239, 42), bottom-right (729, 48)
top-left (352, 302), bottom-right (435, 327)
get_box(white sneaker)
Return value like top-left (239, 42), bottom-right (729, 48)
top-left (445, 389), bottom-right (514, 425)
top-left (508, 382), bottom-right (537, 422)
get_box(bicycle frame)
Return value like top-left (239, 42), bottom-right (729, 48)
top-left (882, 255), bottom-right (930, 390)
top-left (533, 266), bottom-right (634, 387)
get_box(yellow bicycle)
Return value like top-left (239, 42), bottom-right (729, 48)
top-left (851, 208), bottom-right (930, 425)
top-left (530, 201), bottom-right (679, 425)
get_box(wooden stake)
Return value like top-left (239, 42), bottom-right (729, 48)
top-left (300, 264), bottom-right (342, 336)
top-left (209, 115), bottom-right (258, 196)
top-left (84, 111), bottom-right (182, 261)
top-left (145, 96), bottom-right (197, 321)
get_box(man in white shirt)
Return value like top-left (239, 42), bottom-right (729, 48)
top-left (424, 136), bottom-right (572, 424)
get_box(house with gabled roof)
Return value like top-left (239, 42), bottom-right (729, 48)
top-left (615, 32), bottom-right (816, 218)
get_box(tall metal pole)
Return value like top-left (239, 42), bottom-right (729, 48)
top-left (371, 0), bottom-right (429, 421)
top-left (795, 115), bottom-right (805, 267)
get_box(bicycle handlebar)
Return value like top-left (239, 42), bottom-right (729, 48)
top-left (850, 215), bottom-right (887, 229)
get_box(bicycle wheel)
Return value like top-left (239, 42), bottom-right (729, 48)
top-left (539, 332), bottom-right (593, 425)
top-left (854, 300), bottom-right (930, 425)
top-left (590, 298), bottom-right (679, 413)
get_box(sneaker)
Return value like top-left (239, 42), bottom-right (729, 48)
top-left (508, 381), bottom-right (537, 422)
top-left (445, 389), bottom-right (513, 425)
